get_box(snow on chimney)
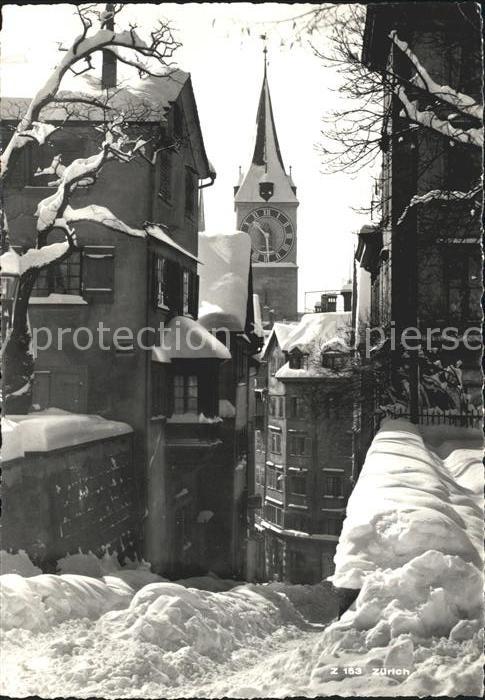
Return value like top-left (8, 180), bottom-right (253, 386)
top-left (101, 3), bottom-right (117, 90)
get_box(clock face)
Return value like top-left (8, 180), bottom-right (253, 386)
top-left (240, 207), bottom-right (295, 263)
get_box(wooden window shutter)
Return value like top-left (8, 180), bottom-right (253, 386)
top-left (189, 272), bottom-right (199, 318)
top-left (166, 259), bottom-right (181, 313)
top-left (82, 246), bottom-right (115, 303)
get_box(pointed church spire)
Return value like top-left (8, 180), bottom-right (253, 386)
top-left (252, 46), bottom-right (285, 172)
top-left (235, 47), bottom-right (297, 204)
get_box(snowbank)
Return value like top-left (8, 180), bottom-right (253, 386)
top-left (0, 550), bottom-right (42, 577)
top-left (332, 419), bottom-right (483, 590)
top-left (2, 409), bottom-right (133, 459)
top-left (198, 230), bottom-right (251, 332)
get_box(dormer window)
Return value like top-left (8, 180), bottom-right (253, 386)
top-left (321, 351), bottom-right (347, 371)
top-left (288, 349), bottom-right (308, 370)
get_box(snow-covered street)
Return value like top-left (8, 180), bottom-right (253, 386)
top-left (1, 419), bottom-right (483, 698)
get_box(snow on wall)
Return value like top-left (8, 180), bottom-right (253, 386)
top-left (198, 231), bottom-right (251, 332)
top-left (2, 409), bottom-right (133, 459)
top-left (333, 419), bottom-right (483, 590)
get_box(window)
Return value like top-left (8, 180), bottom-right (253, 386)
top-left (321, 352), bottom-right (348, 371)
top-left (184, 168), bottom-right (197, 218)
top-left (322, 517), bottom-right (343, 536)
top-left (324, 476), bottom-right (343, 498)
top-left (289, 475), bottom-right (306, 495)
top-left (287, 514), bottom-right (308, 532)
top-left (289, 350), bottom-right (307, 370)
top-left (151, 363), bottom-right (167, 416)
top-left (81, 246), bottom-right (115, 302)
top-left (255, 463), bottom-right (265, 486)
top-left (266, 465), bottom-right (283, 491)
top-left (153, 256), bottom-right (168, 307)
top-left (269, 430), bottom-right (282, 454)
top-left (173, 103), bottom-right (184, 140)
top-left (159, 150), bottom-right (172, 201)
top-left (173, 374), bottom-right (198, 414)
top-left (269, 396), bottom-right (284, 417)
top-left (264, 504), bottom-right (283, 527)
top-left (445, 247), bottom-right (481, 321)
top-left (182, 269), bottom-right (190, 315)
top-left (289, 435), bottom-right (306, 456)
top-left (289, 396), bottom-right (304, 418)
top-left (324, 393), bottom-right (340, 419)
top-left (32, 250), bottom-right (82, 297)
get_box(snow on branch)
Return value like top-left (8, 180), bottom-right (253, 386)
top-left (17, 122), bottom-right (59, 145)
top-left (1, 11), bottom-right (180, 178)
top-left (0, 242), bottom-right (70, 276)
top-left (390, 31), bottom-right (482, 121)
top-left (63, 204), bottom-right (146, 238)
top-left (395, 85), bottom-right (483, 148)
top-left (397, 186), bottom-right (482, 226)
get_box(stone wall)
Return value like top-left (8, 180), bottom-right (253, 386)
top-left (2, 433), bottom-right (141, 570)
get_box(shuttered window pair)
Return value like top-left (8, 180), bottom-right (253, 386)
top-left (30, 246), bottom-right (115, 301)
top-left (151, 253), bottom-right (198, 316)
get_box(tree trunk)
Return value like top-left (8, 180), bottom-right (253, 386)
top-left (2, 271), bottom-right (37, 414)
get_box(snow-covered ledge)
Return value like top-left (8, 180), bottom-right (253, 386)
top-left (1, 408), bottom-right (133, 461)
top-left (29, 294), bottom-right (88, 305)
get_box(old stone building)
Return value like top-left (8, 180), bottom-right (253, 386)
top-left (1, 56), bottom-right (244, 577)
top-left (247, 311), bottom-right (356, 584)
top-left (356, 2), bottom-right (482, 423)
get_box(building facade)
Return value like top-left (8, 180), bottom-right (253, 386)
top-left (234, 57), bottom-right (299, 325)
top-left (358, 2), bottom-right (482, 413)
top-left (2, 62), bottom-right (243, 577)
top-left (247, 312), bottom-right (356, 584)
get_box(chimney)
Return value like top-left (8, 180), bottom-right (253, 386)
top-left (102, 4), bottom-right (117, 90)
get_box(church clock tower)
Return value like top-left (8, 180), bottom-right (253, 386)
top-left (234, 52), bottom-right (298, 325)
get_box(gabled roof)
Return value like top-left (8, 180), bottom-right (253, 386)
top-left (2, 70), bottom-right (215, 181)
top-left (283, 312), bottom-right (351, 354)
top-left (1, 70), bottom-right (190, 123)
top-left (260, 321), bottom-right (298, 360)
top-left (235, 62), bottom-right (297, 204)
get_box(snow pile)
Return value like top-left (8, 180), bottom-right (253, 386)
top-left (0, 574), bottom-right (133, 632)
top-left (333, 419), bottom-right (483, 589)
top-left (198, 230), bottom-right (251, 332)
top-left (2, 409), bottom-right (133, 459)
top-left (0, 550), bottom-right (42, 577)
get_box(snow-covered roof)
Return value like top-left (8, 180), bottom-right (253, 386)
top-left (1, 409), bottom-right (133, 461)
top-left (283, 312), bottom-right (351, 354)
top-left (198, 231), bottom-right (251, 332)
top-left (165, 316), bottom-right (231, 360)
top-left (260, 321), bottom-right (298, 360)
top-left (320, 336), bottom-right (352, 354)
top-left (1, 71), bottom-right (190, 124)
top-left (275, 362), bottom-right (352, 381)
top-left (146, 224), bottom-right (200, 262)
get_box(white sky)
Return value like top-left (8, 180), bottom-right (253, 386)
top-left (1, 3), bottom-right (375, 310)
